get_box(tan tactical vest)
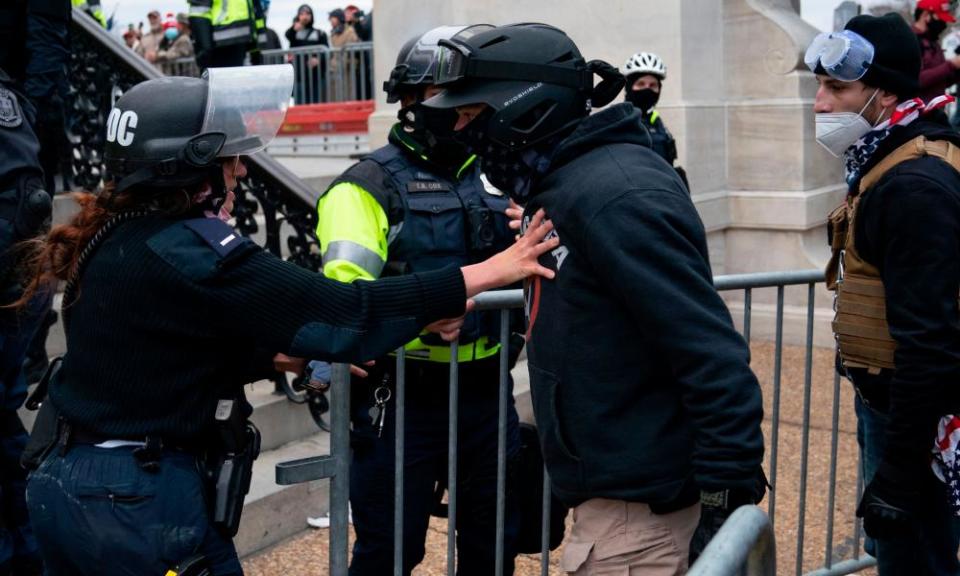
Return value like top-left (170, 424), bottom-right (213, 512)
top-left (826, 136), bottom-right (960, 374)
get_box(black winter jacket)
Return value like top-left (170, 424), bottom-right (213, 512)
top-left (522, 103), bottom-right (765, 509)
top-left (845, 115), bottom-right (960, 474)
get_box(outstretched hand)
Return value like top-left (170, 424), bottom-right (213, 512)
top-left (461, 209), bottom-right (558, 297)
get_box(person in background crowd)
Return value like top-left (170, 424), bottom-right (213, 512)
top-left (188, 0), bottom-right (257, 69)
top-left (158, 12), bottom-right (177, 51)
top-left (328, 8), bottom-right (358, 101)
top-left (285, 4), bottom-right (328, 103)
top-left (811, 13), bottom-right (960, 574)
top-left (344, 5), bottom-right (371, 41)
top-left (621, 51), bottom-right (689, 190)
top-left (136, 10), bottom-right (163, 58)
top-left (255, 0), bottom-right (281, 52)
top-left (71, 0), bottom-right (105, 26)
top-left (914, 0), bottom-right (960, 102)
top-left (123, 26), bottom-right (140, 50)
top-left (344, 4), bottom-right (372, 98)
top-left (425, 23), bottom-right (767, 573)
top-left (149, 13), bottom-right (197, 76)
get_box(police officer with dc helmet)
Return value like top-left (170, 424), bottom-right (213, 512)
top-left (12, 64), bottom-right (558, 576)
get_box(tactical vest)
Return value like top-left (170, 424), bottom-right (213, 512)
top-left (826, 136), bottom-right (960, 374)
top-left (348, 145), bottom-right (514, 356)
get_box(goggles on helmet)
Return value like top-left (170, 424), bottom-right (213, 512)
top-left (804, 30), bottom-right (875, 82)
top-left (383, 25), bottom-right (494, 102)
top-left (433, 37), bottom-right (592, 90)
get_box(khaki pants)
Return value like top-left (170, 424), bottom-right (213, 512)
top-left (561, 498), bottom-right (701, 576)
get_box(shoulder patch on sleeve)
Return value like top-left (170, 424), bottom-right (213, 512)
top-left (147, 218), bottom-right (255, 281)
top-left (182, 217), bottom-right (251, 257)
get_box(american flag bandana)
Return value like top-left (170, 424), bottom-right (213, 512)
top-left (844, 94), bottom-right (956, 187)
top-left (933, 415), bottom-right (960, 515)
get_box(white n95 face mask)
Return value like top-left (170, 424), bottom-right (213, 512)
top-left (815, 89), bottom-right (879, 157)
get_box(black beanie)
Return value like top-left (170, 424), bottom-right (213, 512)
top-left (844, 13), bottom-right (921, 100)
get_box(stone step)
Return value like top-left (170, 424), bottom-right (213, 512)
top-left (247, 380), bottom-right (327, 453)
top-left (235, 432), bottom-right (331, 558)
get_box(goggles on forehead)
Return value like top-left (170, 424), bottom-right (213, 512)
top-left (804, 30), bottom-right (875, 82)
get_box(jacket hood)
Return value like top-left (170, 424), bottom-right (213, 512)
top-left (549, 103), bottom-right (653, 173)
top-left (296, 4), bottom-right (314, 24)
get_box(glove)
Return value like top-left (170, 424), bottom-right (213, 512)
top-left (688, 502), bottom-right (728, 564)
top-left (689, 468), bottom-right (769, 565)
top-left (857, 461), bottom-right (921, 540)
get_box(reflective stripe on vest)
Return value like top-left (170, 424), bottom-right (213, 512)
top-left (322, 240), bottom-right (384, 278)
top-left (213, 22), bottom-right (252, 44)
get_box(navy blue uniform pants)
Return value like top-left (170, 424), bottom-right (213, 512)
top-left (26, 445), bottom-right (243, 576)
top-left (348, 356), bottom-right (521, 576)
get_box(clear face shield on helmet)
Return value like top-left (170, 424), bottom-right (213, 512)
top-left (804, 30), bottom-right (875, 82)
top-left (201, 64), bottom-right (294, 157)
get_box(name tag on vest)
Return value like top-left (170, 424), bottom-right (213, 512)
top-left (407, 181), bottom-right (451, 194)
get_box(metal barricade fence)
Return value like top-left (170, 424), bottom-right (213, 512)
top-left (687, 506), bottom-right (776, 576)
top-left (161, 57), bottom-right (201, 77)
top-left (261, 43), bottom-right (374, 104)
top-left (150, 45), bottom-right (374, 104)
top-left (276, 269), bottom-right (879, 576)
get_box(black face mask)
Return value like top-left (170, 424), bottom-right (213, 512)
top-left (455, 109), bottom-right (552, 204)
top-left (398, 103), bottom-right (471, 169)
top-left (626, 88), bottom-right (660, 114)
top-left (929, 18), bottom-right (948, 39)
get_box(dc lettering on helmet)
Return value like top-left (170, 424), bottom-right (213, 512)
top-left (106, 108), bottom-right (139, 147)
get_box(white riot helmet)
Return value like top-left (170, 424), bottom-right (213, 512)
top-left (622, 52), bottom-right (667, 81)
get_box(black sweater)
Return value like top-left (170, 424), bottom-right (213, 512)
top-left (52, 215), bottom-right (465, 443)
top-left (523, 104), bottom-right (764, 508)
top-left (847, 116), bottom-right (960, 474)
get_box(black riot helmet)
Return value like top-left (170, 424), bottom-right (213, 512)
top-left (422, 23), bottom-right (624, 151)
top-left (383, 24), bottom-right (494, 103)
top-left (103, 65), bottom-right (294, 194)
